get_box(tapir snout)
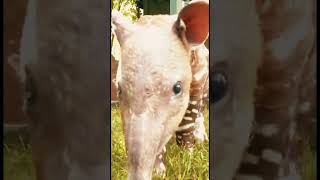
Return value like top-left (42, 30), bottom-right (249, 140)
top-left (123, 111), bottom-right (167, 179)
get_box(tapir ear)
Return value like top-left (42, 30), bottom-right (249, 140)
top-left (176, 0), bottom-right (209, 47)
top-left (111, 11), bottom-right (136, 46)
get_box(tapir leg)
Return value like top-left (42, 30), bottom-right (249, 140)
top-left (176, 47), bottom-right (209, 150)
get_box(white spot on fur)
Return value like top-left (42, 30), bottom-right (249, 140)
top-left (159, 163), bottom-right (166, 171)
top-left (268, 11), bottom-right (309, 61)
top-left (192, 109), bottom-right (199, 113)
top-left (193, 67), bottom-right (207, 81)
top-left (183, 116), bottom-right (193, 121)
top-left (242, 152), bottom-right (259, 164)
top-left (194, 114), bottom-right (208, 142)
top-left (176, 123), bottom-right (195, 131)
top-left (262, 149), bottom-right (282, 164)
top-left (190, 101), bottom-right (197, 105)
top-left (154, 161), bottom-right (166, 177)
top-left (257, 124), bottom-right (279, 137)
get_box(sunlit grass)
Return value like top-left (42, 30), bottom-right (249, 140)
top-left (3, 107), bottom-right (315, 180)
top-left (300, 141), bottom-right (317, 180)
top-left (111, 104), bottom-right (209, 179)
top-left (4, 136), bottom-right (35, 180)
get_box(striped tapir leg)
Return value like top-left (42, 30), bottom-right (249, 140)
top-left (176, 45), bottom-right (209, 150)
top-left (235, 0), bottom-right (315, 179)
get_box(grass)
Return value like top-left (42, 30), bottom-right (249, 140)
top-left (3, 106), bottom-right (316, 180)
top-left (4, 136), bottom-right (35, 180)
top-left (111, 104), bottom-right (209, 180)
top-left (300, 141), bottom-right (317, 180)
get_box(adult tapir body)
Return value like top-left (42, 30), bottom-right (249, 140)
top-left (112, 0), bottom-right (209, 179)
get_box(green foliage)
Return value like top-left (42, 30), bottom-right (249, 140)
top-left (112, 0), bottom-right (140, 22)
top-left (111, 0), bottom-right (141, 61)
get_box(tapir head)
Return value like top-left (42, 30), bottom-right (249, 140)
top-left (112, 1), bottom-right (208, 179)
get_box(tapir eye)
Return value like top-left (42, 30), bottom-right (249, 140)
top-left (173, 81), bottom-right (182, 95)
top-left (210, 71), bottom-right (228, 103)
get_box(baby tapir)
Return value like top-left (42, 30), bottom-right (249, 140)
top-left (112, 0), bottom-right (209, 179)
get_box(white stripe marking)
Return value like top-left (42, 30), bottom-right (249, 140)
top-left (183, 116), bottom-right (193, 121)
top-left (177, 123), bottom-right (195, 131)
top-left (256, 124), bottom-right (279, 137)
top-left (262, 149), bottom-right (282, 164)
top-left (242, 152), bottom-right (259, 164)
top-left (192, 109), bottom-right (199, 113)
top-left (190, 101), bottom-right (197, 105)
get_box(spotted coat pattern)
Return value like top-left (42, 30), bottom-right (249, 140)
top-left (175, 45), bottom-right (209, 148)
top-left (234, 0), bottom-right (316, 179)
top-left (154, 44), bottom-right (209, 174)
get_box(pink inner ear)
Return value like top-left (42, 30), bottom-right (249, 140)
top-left (179, 2), bottom-right (209, 45)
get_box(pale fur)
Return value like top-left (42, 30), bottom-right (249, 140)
top-left (112, 6), bottom-right (208, 179)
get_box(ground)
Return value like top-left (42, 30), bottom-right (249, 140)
top-left (3, 105), bottom-right (315, 180)
top-left (111, 104), bottom-right (209, 179)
